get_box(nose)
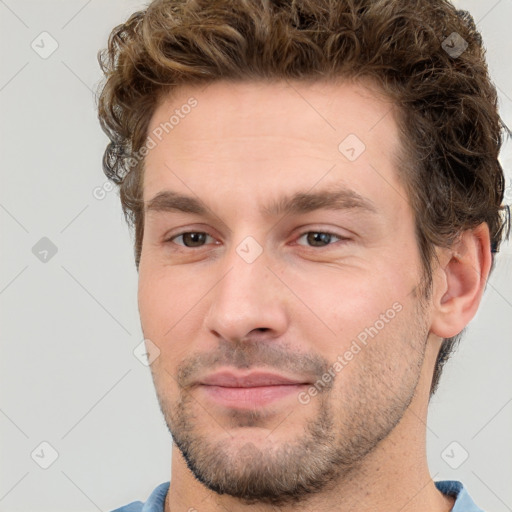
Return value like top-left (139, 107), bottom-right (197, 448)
top-left (203, 240), bottom-right (289, 344)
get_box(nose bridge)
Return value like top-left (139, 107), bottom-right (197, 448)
top-left (204, 235), bottom-right (288, 342)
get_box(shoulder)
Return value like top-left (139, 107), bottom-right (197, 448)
top-left (435, 480), bottom-right (485, 512)
top-left (110, 482), bottom-right (170, 512)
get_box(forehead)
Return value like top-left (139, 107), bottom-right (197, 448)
top-left (146, 78), bottom-right (400, 153)
top-left (143, 79), bottom-right (408, 218)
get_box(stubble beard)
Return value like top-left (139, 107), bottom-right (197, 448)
top-left (154, 350), bottom-right (425, 506)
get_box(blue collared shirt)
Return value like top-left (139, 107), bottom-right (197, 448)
top-left (110, 480), bottom-right (484, 511)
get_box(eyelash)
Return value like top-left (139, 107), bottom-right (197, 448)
top-left (164, 230), bottom-right (349, 250)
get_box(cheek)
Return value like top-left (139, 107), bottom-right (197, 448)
top-left (138, 271), bottom-right (167, 334)
top-left (329, 300), bottom-right (424, 403)
top-left (289, 264), bottom-right (403, 333)
top-left (138, 262), bottom-right (203, 330)
top-left (137, 267), bottom-right (212, 365)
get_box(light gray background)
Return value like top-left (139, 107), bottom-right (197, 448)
top-left (0, 1), bottom-right (511, 511)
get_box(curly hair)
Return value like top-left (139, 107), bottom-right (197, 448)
top-left (96, 0), bottom-right (511, 396)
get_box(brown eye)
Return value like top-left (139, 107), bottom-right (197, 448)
top-left (169, 232), bottom-right (213, 248)
top-left (296, 231), bottom-right (345, 248)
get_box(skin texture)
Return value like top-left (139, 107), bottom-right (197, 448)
top-left (137, 79), bottom-right (491, 512)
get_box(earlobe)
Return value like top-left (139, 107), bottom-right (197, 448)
top-left (430, 223), bottom-right (492, 339)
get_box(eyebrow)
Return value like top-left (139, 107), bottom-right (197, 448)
top-left (145, 186), bottom-right (378, 218)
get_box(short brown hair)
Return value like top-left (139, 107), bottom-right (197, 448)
top-left (96, 0), bottom-right (511, 396)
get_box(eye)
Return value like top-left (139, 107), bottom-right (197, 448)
top-left (295, 231), bottom-right (348, 248)
top-left (165, 230), bottom-right (349, 250)
top-left (167, 231), bottom-right (216, 248)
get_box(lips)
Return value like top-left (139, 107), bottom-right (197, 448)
top-left (197, 370), bottom-right (312, 408)
top-left (199, 370), bottom-right (310, 388)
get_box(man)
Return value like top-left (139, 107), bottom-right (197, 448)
top-left (97, 0), bottom-right (510, 510)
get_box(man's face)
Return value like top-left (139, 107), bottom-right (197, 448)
top-left (138, 79), bottom-right (433, 505)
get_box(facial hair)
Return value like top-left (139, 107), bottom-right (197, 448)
top-left (150, 310), bottom-right (428, 507)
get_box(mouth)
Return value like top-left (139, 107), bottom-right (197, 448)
top-left (197, 370), bottom-right (311, 408)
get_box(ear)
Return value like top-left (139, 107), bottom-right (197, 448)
top-left (430, 222), bottom-right (492, 339)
